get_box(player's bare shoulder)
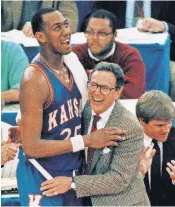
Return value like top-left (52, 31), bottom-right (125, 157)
top-left (20, 64), bottom-right (50, 105)
top-left (22, 64), bottom-right (47, 85)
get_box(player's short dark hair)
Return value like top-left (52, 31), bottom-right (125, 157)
top-left (32, 8), bottom-right (57, 35)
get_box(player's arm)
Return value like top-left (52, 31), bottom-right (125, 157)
top-left (21, 66), bottom-right (124, 158)
top-left (20, 65), bottom-right (73, 158)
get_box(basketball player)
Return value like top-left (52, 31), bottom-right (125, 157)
top-left (17, 8), bottom-right (125, 206)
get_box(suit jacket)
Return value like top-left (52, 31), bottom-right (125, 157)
top-left (144, 127), bottom-right (175, 206)
top-left (95, 1), bottom-right (175, 61)
top-left (1, 0), bottom-right (78, 33)
top-left (75, 100), bottom-right (150, 206)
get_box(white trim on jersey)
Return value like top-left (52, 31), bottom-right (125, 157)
top-left (64, 52), bottom-right (88, 112)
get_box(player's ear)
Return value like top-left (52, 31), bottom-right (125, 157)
top-left (35, 31), bottom-right (47, 44)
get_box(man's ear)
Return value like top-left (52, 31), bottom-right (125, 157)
top-left (35, 31), bottom-right (47, 44)
top-left (138, 118), bottom-right (146, 127)
top-left (114, 31), bottom-right (117, 39)
top-left (115, 87), bottom-right (123, 99)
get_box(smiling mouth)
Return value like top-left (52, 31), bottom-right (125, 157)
top-left (160, 133), bottom-right (168, 136)
top-left (93, 98), bottom-right (103, 103)
top-left (61, 37), bottom-right (70, 45)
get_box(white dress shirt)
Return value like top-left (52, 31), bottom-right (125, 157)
top-left (88, 102), bottom-right (115, 134)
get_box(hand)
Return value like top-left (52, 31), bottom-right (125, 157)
top-left (40, 176), bottom-right (72, 196)
top-left (84, 127), bottom-right (126, 148)
top-left (166, 160), bottom-right (175, 181)
top-left (7, 119), bottom-right (21, 143)
top-left (1, 143), bottom-right (19, 165)
top-left (139, 146), bottom-right (156, 176)
top-left (136, 17), bottom-right (166, 33)
top-left (22, 22), bottom-right (35, 38)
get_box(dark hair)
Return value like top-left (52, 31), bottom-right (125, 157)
top-left (89, 61), bottom-right (124, 90)
top-left (87, 9), bottom-right (117, 33)
top-left (136, 90), bottom-right (175, 124)
top-left (32, 8), bottom-right (57, 35)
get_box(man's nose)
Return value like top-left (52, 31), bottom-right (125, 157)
top-left (92, 32), bottom-right (99, 40)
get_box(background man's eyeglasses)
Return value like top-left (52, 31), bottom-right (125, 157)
top-left (84, 31), bottom-right (113, 40)
top-left (87, 82), bottom-right (116, 95)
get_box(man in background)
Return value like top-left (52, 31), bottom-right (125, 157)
top-left (73, 9), bottom-right (145, 99)
top-left (1, 40), bottom-right (29, 104)
top-left (136, 90), bottom-right (175, 206)
top-left (90, 1), bottom-right (175, 101)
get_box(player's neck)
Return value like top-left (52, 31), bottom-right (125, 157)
top-left (39, 52), bottom-right (63, 72)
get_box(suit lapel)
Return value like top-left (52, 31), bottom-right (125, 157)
top-left (90, 100), bottom-right (122, 173)
top-left (82, 101), bottom-right (92, 135)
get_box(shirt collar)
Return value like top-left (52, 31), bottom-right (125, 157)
top-left (144, 133), bottom-right (153, 147)
top-left (92, 102), bottom-right (115, 124)
top-left (88, 43), bottom-right (116, 62)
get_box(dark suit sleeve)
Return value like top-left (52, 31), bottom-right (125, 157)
top-left (74, 125), bottom-right (143, 197)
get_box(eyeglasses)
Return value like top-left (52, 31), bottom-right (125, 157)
top-left (87, 82), bottom-right (116, 95)
top-left (84, 31), bottom-right (113, 40)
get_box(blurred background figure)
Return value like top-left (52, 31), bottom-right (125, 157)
top-left (1, 138), bottom-right (19, 177)
top-left (1, 40), bottom-right (29, 105)
top-left (1, 137), bottom-right (18, 168)
top-left (136, 90), bottom-right (175, 206)
top-left (1, 99), bottom-right (19, 177)
top-left (1, 0), bottom-right (78, 37)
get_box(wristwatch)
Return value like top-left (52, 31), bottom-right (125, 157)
top-left (71, 177), bottom-right (76, 190)
top-left (71, 181), bottom-right (76, 190)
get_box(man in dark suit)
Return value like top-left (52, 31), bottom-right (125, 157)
top-left (136, 90), bottom-right (175, 206)
top-left (40, 62), bottom-right (150, 206)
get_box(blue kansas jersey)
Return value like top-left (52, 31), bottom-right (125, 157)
top-left (17, 59), bottom-right (83, 206)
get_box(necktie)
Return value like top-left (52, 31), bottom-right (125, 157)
top-left (133, 0), bottom-right (144, 26)
top-left (86, 115), bottom-right (101, 174)
top-left (150, 139), bottom-right (163, 205)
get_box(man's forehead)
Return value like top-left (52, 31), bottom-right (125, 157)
top-left (91, 71), bottom-right (116, 84)
top-left (92, 70), bottom-right (114, 77)
top-left (88, 18), bottom-right (111, 28)
top-left (42, 11), bottom-right (65, 23)
top-left (150, 119), bottom-right (172, 125)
